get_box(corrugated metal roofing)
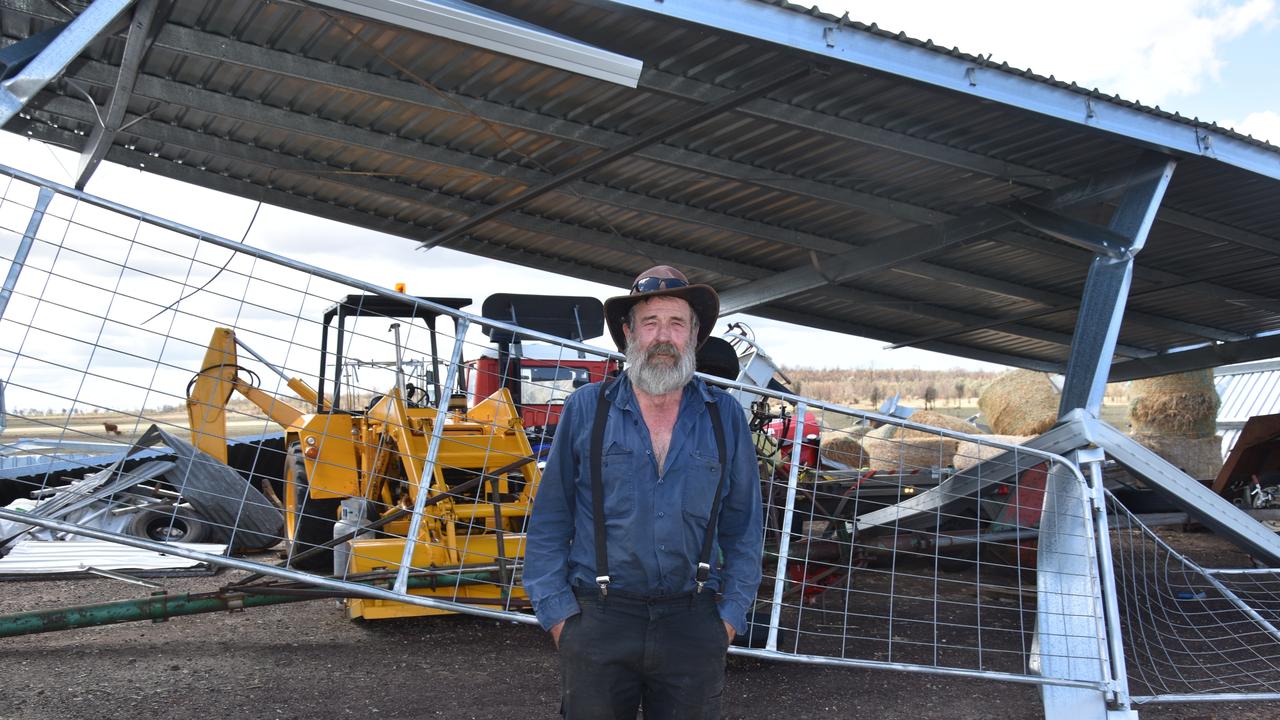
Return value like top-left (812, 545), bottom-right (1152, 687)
top-left (1216, 359), bottom-right (1280, 456)
top-left (2, 0), bottom-right (1279, 378)
top-left (0, 538), bottom-right (223, 574)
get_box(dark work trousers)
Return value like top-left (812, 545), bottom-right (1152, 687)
top-left (559, 587), bottom-right (729, 719)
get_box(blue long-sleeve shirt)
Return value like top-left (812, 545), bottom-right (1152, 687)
top-left (523, 374), bottom-right (763, 635)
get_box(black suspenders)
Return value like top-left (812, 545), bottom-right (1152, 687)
top-left (588, 379), bottom-right (728, 596)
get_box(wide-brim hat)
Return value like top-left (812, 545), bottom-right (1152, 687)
top-left (603, 265), bottom-right (719, 350)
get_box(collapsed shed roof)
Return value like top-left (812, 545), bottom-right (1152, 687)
top-left (2, 0), bottom-right (1279, 379)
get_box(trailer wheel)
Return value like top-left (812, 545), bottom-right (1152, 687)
top-left (283, 441), bottom-right (340, 571)
top-left (128, 507), bottom-right (209, 544)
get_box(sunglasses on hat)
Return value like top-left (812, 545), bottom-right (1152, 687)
top-left (632, 276), bottom-right (689, 293)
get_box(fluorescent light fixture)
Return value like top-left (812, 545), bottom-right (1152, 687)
top-left (308, 0), bottom-right (642, 87)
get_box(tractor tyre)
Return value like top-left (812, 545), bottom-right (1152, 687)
top-left (127, 507), bottom-right (210, 544)
top-left (283, 441), bottom-right (340, 572)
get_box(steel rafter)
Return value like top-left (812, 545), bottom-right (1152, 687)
top-left (1108, 333), bottom-right (1280, 382)
top-left (754, 304), bottom-right (1064, 371)
top-left (0, 0), bottom-right (134, 126)
top-left (891, 262), bottom-right (1246, 343)
top-left (74, 0), bottom-right (162, 188)
top-left (717, 160), bottom-right (1173, 314)
top-left (997, 201), bottom-right (1133, 259)
top-left (805, 284), bottom-right (1154, 358)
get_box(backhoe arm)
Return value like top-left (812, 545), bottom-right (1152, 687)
top-left (186, 328), bottom-right (319, 463)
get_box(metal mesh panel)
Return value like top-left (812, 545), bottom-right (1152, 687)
top-left (1106, 493), bottom-right (1280, 703)
top-left (1, 166), bottom-right (1112, 699)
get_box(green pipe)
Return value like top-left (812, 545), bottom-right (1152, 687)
top-left (0, 572), bottom-right (500, 638)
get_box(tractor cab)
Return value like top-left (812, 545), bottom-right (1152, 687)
top-left (316, 294), bottom-right (472, 413)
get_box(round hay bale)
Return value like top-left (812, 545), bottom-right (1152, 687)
top-left (1128, 370), bottom-right (1219, 436)
top-left (819, 426), bottom-right (869, 467)
top-left (1130, 432), bottom-right (1224, 481)
top-left (978, 370), bottom-right (1060, 436)
top-left (904, 410), bottom-right (982, 435)
top-left (952, 435), bottom-right (1033, 471)
top-left (863, 422), bottom-right (959, 470)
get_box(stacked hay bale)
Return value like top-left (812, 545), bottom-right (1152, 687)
top-left (978, 370), bottom-right (1060, 435)
top-left (952, 435), bottom-right (1034, 471)
top-left (819, 424), bottom-right (870, 467)
top-left (861, 410), bottom-right (980, 470)
top-left (1128, 370), bottom-right (1222, 481)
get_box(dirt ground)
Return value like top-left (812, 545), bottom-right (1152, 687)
top-left (0, 551), bottom-right (1273, 720)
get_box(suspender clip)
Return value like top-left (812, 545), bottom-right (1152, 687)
top-left (596, 575), bottom-right (611, 597)
top-left (695, 562), bottom-right (711, 593)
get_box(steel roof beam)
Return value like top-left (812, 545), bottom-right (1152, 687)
top-left (18, 115), bottom-right (1184, 377)
top-left (891, 263), bottom-right (1245, 342)
top-left (33, 92), bottom-right (1159, 360)
top-left (997, 200), bottom-right (1134, 259)
top-left (718, 159), bottom-right (1172, 314)
top-left (801, 285), bottom-right (1154, 357)
top-left (0, 0), bottom-right (133, 126)
top-left (417, 63), bottom-right (813, 250)
top-left (753, 305), bottom-right (1064, 372)
top-left (1108, 333), bottom-right (1280, 382)
top-left (74, 0), bottom-right (161, 189)
top-left (1007, 231), bottom-right (1280, 307)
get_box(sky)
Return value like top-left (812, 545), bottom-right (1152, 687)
top-left (1, 0), bottom-right (1277, 373)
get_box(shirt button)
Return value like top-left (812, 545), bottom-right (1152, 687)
top-left (657, 479), bottom-right (663, 484)
top-left (659, 544), bottom-right (666, 550)
top-left (658, 512), bottom-right (665, 518)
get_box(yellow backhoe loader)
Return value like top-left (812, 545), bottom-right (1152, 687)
top-left (185, 294), bottom-right (541, 619)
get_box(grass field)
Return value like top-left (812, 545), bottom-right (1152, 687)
top-left (2, 410), bottom-right (277, 445)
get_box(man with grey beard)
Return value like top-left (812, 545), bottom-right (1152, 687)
top-left (524, 265), bottom-right (763, 720)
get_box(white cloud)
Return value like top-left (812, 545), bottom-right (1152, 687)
top-left (822, 0), bottom-right (1275, 107)
top-left (1234, 109), bottom-right (1280, 143)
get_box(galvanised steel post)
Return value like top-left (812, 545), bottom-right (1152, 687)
top-left (1058, 156), bottom-right (1177, 417)
top-left (0, 186), bottom-right (53, 322)
top-left (394, 317), bottom-right (470, 595)
top-left (766, 401), bottom-right (807, 652)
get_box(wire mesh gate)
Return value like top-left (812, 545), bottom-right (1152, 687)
top-left (1, 165), bottom-right (1276, 715)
